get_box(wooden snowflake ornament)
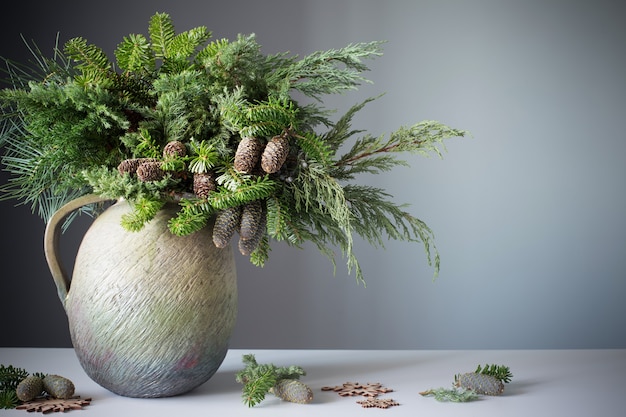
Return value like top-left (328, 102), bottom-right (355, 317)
top-left (357, 398), bottom-right (400, 409)
top-left (15, 396), bottom-right (91, 413)
top-left (321, 382), bottom-right (393, 397)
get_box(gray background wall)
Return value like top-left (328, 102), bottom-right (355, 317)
top-left (1, 0), bottom-right (624, 349)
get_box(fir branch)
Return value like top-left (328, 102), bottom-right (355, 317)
top-left (235, 354), bottom-right (307, 407)
top-left (115, 33), bottom-right (154, 72)
top-left (248, 234), bottom-right (270, 267)
top-left (149, 12), bottom-right (176, 60)
top-left (474, 364), bottom-right (513, 384)
top-left (208, 175), bottom-right (277, 210)
top-left (217, 91), bottom-right (298, 137)
top-left (64, 37), bottom-right (113, 86)
top-left (167, 198), bottom-right (214, 236)
top-left (120, 196), bottom-right (165, 231)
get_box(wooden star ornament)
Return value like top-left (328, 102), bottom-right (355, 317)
top-left (15, 396), bottom-right (92, 413)
top-left (321, 382), bottom-right (393, 397)
top-left (357, 398), bottom-right (400, 409)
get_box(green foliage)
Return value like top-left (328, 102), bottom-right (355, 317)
top-left (419, 387), bottom-right (480, 402)
top-left (120, 196), bottom-right (165, 231)
top-left (473, 364), bottom-right (513, 384)
top-left (235, 354), bottom-right (307, 407)
top-left (0, 12), bottom-right (467, 284)
top-left (187, 139), bottom-right (219, 173)
top-left (422, 363), bottom-right (513, 402)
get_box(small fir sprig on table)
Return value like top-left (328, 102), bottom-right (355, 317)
top-left (419, 387), bottom-right (479, 402)
top-left (421, 363), bottom-right (513, 402)
top-left (235, 354), bottom-right (313, 407)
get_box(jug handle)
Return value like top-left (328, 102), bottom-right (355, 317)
top-left (44, 194), bottom-right (111, 307)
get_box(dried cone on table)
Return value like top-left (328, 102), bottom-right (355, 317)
top-left (455, 373), bottom-right (504, 396)
top-left (193, 172), bottom-right (217, 198)
top-left (271, 379), bottom-right (314, 404)
top-left (213, 206), bottom-right (242, 248)
top-left (234, 136), bottom-right (263, 173)
top-left (261, 134), bottom-right (290, 174)
top-left (16, 376), bottom-right (44, 402)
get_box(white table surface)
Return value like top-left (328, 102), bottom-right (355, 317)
top-left (1, 348), bottom-right (624, 416)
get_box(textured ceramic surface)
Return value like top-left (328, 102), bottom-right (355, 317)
top-left (47, 198), bottom-right (237, 398)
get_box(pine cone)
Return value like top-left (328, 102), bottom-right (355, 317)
top-left (16, 376), bottom-right (44, 402)
top-left (239, 200), bottom-right (264, 241)
top-left (213, 206), bottom-right (242, 248)
top-left (136, 161), bottom-right (165, 182)
top-left (234, 136), bottom-right (263, 174)
top-left (193, 172), bottom-right (217, 198)
top-left (261, 134), bottom-right (290, 174)
top-left (163, 140), bottom-right (187, 157)
top-left (238, 202), bottom-right (267, 256)
top-left (455, 373), bottom-right (504, 396)
top-left (271, 379), bottom-right (314, 404)
top-left (43, 374), bottom-right (75, 399)
top-left (117, 158), bottom-right (159, 175)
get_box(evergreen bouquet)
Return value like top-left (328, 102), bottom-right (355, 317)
top-left (0, 12), bottom-right (466, 284)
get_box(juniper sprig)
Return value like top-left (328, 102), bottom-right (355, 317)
top-left (419, 387), bottom-right (480, 403)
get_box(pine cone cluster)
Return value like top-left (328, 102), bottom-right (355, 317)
top-left (234, 133), bottom-right (290, 175)
top-left (117, 157), bottom-right (159, 175)
top-left (261, 134), bottom-right (290, 174)
top-left (212, 199), bottom-right (267, 256)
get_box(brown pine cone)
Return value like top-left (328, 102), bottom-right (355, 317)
top-left (238, 204), bottom-right (267, 256)
top-left (117, 158), bottom-right (159, 175)
top-left (193, 172), bottom-right (217, 198)
top-left (136, 161), bottom-right (165, 182)
top-left (163, 140), bottom-right (187, 158)
top-left (213, 206), bottom-right (242, 248)
top-left (234, 137), bottom-right (263, 174)
top-left (239, 200), bottom-right (264, 241)
top-left (261, 134), bottom-right (290, 174)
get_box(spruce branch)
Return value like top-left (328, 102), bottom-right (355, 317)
top-left (235, 354), bottom-right (308, 407)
